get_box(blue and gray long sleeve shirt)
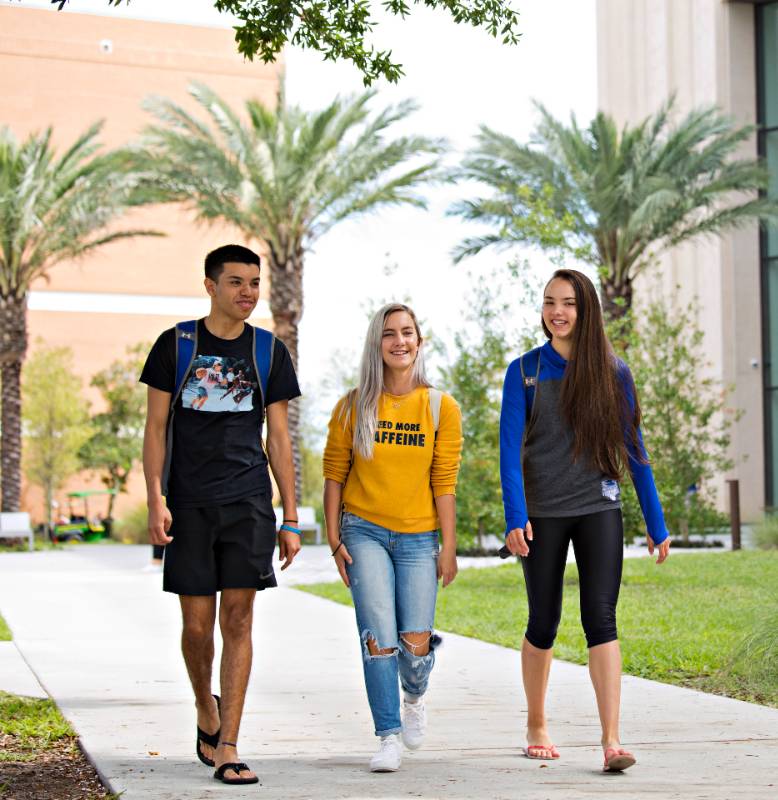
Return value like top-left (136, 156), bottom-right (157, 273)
top-left (499, 341), bottom-right (669, 544)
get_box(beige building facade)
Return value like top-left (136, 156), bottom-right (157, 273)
top-left (597, 0), bottom-right (776, 521)
top-left (0, 3), bottom-right (281, 521)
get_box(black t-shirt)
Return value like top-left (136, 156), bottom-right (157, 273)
top-left (140, 320), bottom-right (301, 508)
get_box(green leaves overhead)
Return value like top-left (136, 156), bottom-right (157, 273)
top-left (59, 0), bottom-right (521, 86)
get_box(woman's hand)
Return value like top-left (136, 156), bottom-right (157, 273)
top-left (333, 542), bottom-right (353, 587)
top-left (647, 533), bottom-right (670, 564)
top-left (506, 521), bottom-right (534, 557)
top-left (437, 544), bottom-right (458, 588)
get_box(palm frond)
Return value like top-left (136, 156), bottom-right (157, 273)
top-left (450, 97), bottom-right (778, 294)
top-left (0, 124), bottom-right (158, 296)
top-left (139, 84), bottom-right (443, 264)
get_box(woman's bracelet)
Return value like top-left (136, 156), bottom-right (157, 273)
top-left (279, 523), bottom-right (302, 536)
top-left (331, 541), bottom-right (344, 557)
top-left (283, 518), bottom-right (298, 523)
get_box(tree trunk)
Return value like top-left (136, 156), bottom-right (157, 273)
top-left (107, 479), bottom-right (117, 521)
top-left (600, 274), bottom-right (633, 322)
top-left (268, 249), bottom-right (304, 505)
top-left (45, 482), bottom-right (53, 542)
top-left (0, 293), bottom-right (28, 512)
top-left (477, 519), bottom-right (485, 550)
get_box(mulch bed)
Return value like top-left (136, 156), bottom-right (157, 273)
top-left (0, 734), bottom-right (114, 800)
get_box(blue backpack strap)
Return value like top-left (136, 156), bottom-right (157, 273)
top-left (521, 347), bottom-right (542, 423)
top-left (251, 326), bottom-right (275, 410)
top-left (163, 320), bottom-right (199, 495)
top-left (173, 320), bottom-right (198, 405)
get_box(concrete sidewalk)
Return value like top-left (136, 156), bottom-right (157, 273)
top-left (0, 544), bottom-right (776, 799)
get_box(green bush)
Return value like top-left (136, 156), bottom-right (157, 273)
top-left (113, 503), bottom-right (148, 544)
top-left (608, 298), bottom-right (737, 543)
top-left (439, 278), bottom-right (509, 550)
top-left (754, 514), bottom-right (778, 550)
top-left (727, 606), bottom-right (778, 703)
top-left (0, 612), bottom-right (11, 641)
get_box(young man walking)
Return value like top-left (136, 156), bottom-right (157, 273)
top-left (141, 244), bottom-right (301, 785)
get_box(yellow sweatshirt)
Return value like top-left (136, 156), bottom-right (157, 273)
top-left (323, 387), bottom-right (463, 533)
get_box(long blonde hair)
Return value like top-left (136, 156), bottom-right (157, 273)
top-left (342, 303), bottom-right (431, 459)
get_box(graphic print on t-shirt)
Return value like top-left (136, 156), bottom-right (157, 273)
top-left (181, 354), bottom-right (256, 413)
top-left (374, 418), bottom-right (427, 447)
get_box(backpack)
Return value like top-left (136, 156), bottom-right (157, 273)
top-left (428, 387), bottom-right (443, 434)
top-left (519, 347), bottom-right (542, 427)
top-left (160, 319), bottom-right (276, 495)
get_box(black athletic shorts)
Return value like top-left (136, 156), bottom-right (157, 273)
top-left (163, 494), bottom-right (277, 595)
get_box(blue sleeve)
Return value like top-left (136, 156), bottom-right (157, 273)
top-left (618, 363), bottom-right (669, 544)
top-left (500, 359), bottom-right (529, 535)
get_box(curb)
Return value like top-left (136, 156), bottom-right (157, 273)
top-left (77, 737), bottom-right (120, 798)
top-left (8, 640), bottom-right (121, 797)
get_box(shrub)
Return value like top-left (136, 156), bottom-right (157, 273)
top-left (727, 606), bottom-right (778, 703)
top-left (113, 503), bottom-right (149, 544)
top-left (754, 514), bottom-right (778, 550)
top-left (438, 263), bottom-right (545, 551)
top-left (609, 297), bottom-right (737, 543)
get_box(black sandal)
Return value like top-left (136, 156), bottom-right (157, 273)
top-left (195, 694), bottom-right (221, 767)
top-left (213, 762), bottom-right (259, 785)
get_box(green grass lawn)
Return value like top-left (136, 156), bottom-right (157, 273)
top-left (0, 613), bottom-right (10, 642)
top-left (299, 551), bottom-right (778, 707)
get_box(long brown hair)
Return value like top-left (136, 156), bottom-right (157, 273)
top-left (543, 269), bottom-right (643, 479)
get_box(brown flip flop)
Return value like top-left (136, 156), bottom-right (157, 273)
top-left (603, 746), bottom-right (636, 772)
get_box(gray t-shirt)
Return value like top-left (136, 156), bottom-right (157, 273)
top-left (523, 376), bottom-right (622, 517)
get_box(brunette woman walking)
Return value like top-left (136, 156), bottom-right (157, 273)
top-left (500, 269), bottom-right (670, 772)
top-left (323, 303), bottom-right (462, 772)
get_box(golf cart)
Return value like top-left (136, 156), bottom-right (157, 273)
top-left (52, 489), bottom-right (117, 542)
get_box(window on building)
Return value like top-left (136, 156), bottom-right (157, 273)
top-left (758, 1), bottom-right (778, 506)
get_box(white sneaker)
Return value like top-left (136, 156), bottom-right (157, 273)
top-left (369, 734), bottom-right (402, 772)
top-left (401, 695), bottom-right (427, 750)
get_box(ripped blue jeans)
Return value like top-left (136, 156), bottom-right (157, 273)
top-left (341, 511), bottom-right (440, 737)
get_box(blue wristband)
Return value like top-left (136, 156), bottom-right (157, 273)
top-left (279, 523), bottom-right (302, 536)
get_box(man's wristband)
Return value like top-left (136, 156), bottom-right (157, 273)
top-left (279, 524), bottom-right (302, 536)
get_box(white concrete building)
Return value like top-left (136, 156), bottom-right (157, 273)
top-left (597, 0), bottom-right (777, 520)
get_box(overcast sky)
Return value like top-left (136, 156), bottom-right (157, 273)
top-left (6, 0), bottom-right (598, 427)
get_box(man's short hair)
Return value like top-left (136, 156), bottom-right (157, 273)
top-left (204, 245), bottom-right (260, 281)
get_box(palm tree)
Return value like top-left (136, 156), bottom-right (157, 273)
top-left (140, 83), bottom-right (445, 497)
top-left (0, 123), bottom-right (158, 511)
top-left (451, 99), bottom-right (778, 318)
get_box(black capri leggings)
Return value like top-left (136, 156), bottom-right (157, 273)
top-left (521, 508), bottom-right (623, 650)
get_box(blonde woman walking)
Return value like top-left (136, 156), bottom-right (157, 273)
top-left (323, 303), bottom-right (462, 773)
